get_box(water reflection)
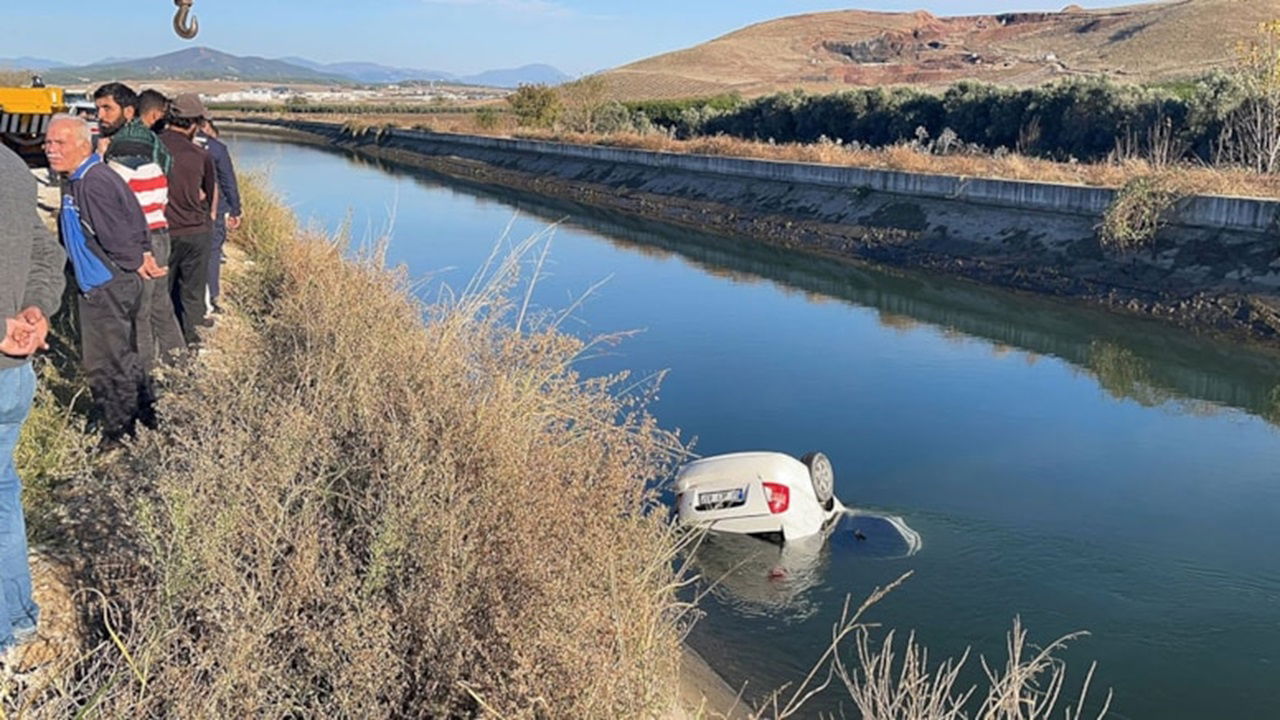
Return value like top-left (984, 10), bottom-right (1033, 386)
top-left (689, 512), bottom-right (922, 623)
top-left (314, 143), bottom-right (1280, 428)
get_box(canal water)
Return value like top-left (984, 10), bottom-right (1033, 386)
top-left (228, 134), bottom-right (1280, 719)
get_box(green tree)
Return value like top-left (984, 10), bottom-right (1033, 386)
top-left (507, 83), bottom-right (562, 128)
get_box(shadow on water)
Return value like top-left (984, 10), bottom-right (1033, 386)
top-left (315, 141), bottom-right (1280, 429)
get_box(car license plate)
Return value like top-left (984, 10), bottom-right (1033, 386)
top-left (697, 487), bottom-right (746, 509)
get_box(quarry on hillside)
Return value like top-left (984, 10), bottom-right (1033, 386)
top-left (604, 0), bottom-right (1280, 99)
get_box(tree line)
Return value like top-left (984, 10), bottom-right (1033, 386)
top-left (681, 75), bottom-right (1264, 167)
top-left (508, 21), bottom-right (1280, 174)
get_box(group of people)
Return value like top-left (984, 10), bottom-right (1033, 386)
top-left (71, 84), bottom-right (241, 439)
top-left (0, 84), bottom-right (240, 657)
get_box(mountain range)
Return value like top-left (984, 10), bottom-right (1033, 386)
top-left (0, 57), bottom-right (69, 71)
top-left (37, 48), bottom-right (341, 84)
top-left (280, 57), bottom-right (569, 87)
top-left (11, 47), bottom-right (568, 88)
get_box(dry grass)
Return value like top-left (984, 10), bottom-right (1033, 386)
top-left (753, 574), bottom-right (1111, 720)
top-left (7, 174), bottom-right (690, 718)
top-left (510, 130), bottom-right (1280, 200)
top-left (222, 109), bottom-right (513, 136)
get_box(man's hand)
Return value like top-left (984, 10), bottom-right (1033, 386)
top-left (96, 137), bottom-right (111, 156)
top-left (137, 252), bottom-right (168, 279)
top-left (1, 316), bottom-right (38, 357)
top-left (17, 307), bottom-right (50, 352)
top-left (227, 214), bottom-right (242, 231)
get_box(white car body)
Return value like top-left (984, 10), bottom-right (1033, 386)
top-left (674, 451), bottom-right (844, 541)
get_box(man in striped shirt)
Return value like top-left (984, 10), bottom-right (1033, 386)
top-left (94, 83), bottom-right (186, 368)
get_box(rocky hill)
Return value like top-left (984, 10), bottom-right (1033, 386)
top-left (604, 0), bottom-right (1280, 99)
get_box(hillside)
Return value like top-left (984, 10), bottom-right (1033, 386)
top-left (45, 47), bottom-right (345, 84)
top-left (604, 0), bottom-right (1280, 99)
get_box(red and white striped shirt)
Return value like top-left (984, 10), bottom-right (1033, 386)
top-left (107, 160), bottom-right (169, 231)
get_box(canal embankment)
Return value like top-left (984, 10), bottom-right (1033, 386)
top-left (226, 119), bottom-right (1280, 346)
top-left (13, 171), bottom-right (720, 718)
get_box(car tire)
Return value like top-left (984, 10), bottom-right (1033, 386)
top-left (800, 451), bottom-right (835, 509)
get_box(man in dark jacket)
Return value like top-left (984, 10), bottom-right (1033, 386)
top-left (0, 142), bottom-right (65, 656)
top-left (44, 114), bottom-right (152, 441)
top-left (93, 82), bottom-right (186, 369)
top-left (158, 94), bottom-right (217, 344)
top-left (196, 119), bottom-right (241, 314)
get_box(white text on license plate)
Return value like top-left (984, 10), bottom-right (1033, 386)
top-left (698, 488), bottom-right (745, 507)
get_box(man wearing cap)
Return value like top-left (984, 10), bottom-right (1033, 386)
top-left (159, 94), bottom-right (217, 344)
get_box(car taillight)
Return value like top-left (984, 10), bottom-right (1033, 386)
top-left (762, 482), bottom-right (789, 514)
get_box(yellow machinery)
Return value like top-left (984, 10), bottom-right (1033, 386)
top-left (1, 2), bottom-right (195, 164)
top-left (0, 85), bottom-right (67, 165)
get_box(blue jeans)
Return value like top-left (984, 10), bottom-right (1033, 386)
top-left (0, 363), bottom-right (38, 649)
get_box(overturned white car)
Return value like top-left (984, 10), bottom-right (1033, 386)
top-left (674, 451), bottom-right (844, 541)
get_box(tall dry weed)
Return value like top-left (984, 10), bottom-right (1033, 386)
top-left (753, 575), bottom-right (1111, 720)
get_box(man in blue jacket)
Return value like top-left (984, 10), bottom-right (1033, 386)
top-left (0, 141), bottom-right (65, 656)
top-left (196, 119), bottom-right (241, 314)
top-left (44, 114), bottom-right (153, 442)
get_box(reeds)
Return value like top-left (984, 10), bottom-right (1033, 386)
top-left (751, 574), bottom-right (1111, 720)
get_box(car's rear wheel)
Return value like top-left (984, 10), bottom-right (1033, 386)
top-left (800, 451), bottom-right (835, 509)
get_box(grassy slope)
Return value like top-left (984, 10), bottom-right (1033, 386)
top-left (604, 0), bottom-right (1280, 99)
top-left (9, 176), bottom-right (688, 718)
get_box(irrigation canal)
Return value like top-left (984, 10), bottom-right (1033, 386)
top-left (229, 133), bottom-right (1280, 719)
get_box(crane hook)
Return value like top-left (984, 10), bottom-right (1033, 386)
top-left (174, 0), bottom-right (199, 40)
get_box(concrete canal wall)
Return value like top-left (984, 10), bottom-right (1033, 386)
top-left (229, 119), bottom-right (1280, 343)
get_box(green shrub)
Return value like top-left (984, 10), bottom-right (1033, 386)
top-left (1099, 175), bottom-right (1183, 252)
top-left (475, 106), bottom-right (502, 130)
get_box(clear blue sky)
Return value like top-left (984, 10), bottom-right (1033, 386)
top-left (10, 1), bottom-right (1150, 75)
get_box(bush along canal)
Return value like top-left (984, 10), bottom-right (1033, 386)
top-left (229, 132), bottom-right (1280, 719)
